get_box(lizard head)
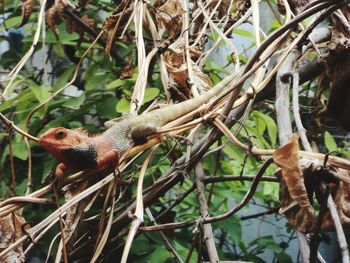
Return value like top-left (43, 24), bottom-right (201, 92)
top-left (39, 127), bottom-right (88, 162)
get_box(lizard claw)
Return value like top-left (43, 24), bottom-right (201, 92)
top-left (49, 174), bottom-right (64, 194)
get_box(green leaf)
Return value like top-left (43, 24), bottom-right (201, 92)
top-left (85, 74), bottom-right (109, 91)
top-left (324, 131), bottom-right (338, 152)
top-left (62, 93), bottom-right (86, 109)
top-left (149, 247), bottom-right (172, 263)
top-left (16, 178), bottom-right (28, 196)
top-left (54, 67), bottom-right (75, 90)
top-left (116, 97), bottom-right (130, 113)
top-left (233, 29), bottom-right (254, 39)
top-left (53, 43), bottom-right (65, 58)
top-left (29, 84), bottom-right (52, 103)
top-left (131, 236), bottom-right (156, 255)
top-left (0, 86), bottom-right (33, 111)
top-left (96, 97), bottom-right (118, 118)
top-left (255, 111), bottom-right (277, 146)
top-left (106, 79), bottom-right (127, 90)
top-left (276, 252), bottom-right (293, 263)
top-left (223, 144), bottom-right (244, 164)
top-left (143, 88), bottom-right (160, 103)
top-left (0, 133), bottom-right (9, 139)
top-left (217, 217), bottom-right (242, 244)
top-left (254, 113), bottom-right (267, 136)
top-left (221, 160), bottom-right (235, 174)
top-left (46, 24), bottom-right (79, 43)
top-left (11, 140), bottom-right (28, 160)
top-left (253, 235), bottom-right (283, 254)
top-left (174, 241), bottom-right (197, 262)
top-left (0, 16), bottom-right (22, 30)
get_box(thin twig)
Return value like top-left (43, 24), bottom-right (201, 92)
top-left (120, 146), bottom-right (157, 263)
top-left (145, 208), bottom-right (184, 263)
top-left (292, 72), bottom-right (312, 152)
top-left (327, 194), bottom-right (350, 262)
top-left (0, 113), bottom-right (38, 142)
top-left (194, 158), bottom-right (220, 262)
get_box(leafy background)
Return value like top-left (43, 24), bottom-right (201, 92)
top-left (0, 0), bottom-right (349, 262)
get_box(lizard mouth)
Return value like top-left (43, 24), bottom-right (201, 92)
top-left (38, 138), bottom-right (72, 149)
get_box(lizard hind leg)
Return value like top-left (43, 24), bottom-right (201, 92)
top-left (131, 124), bottom-right (158, 145)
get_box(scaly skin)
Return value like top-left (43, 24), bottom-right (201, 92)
top-left (39, 80), bottom-right (228, 176)
top-left (39, 128), bottom-right (119, 176)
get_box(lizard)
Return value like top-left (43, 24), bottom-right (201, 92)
top-left (38, 80), bottom-right (228, 177)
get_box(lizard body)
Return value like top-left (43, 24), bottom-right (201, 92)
top-left (39, 82), bottom-right (226, 176)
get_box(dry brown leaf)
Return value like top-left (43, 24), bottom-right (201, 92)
top-left (0, 213), bottom-right (29, 263)
top-left (163, 39), bottom-right (211, 99)
top-left (317, 8), bottom-right (350, 131)
top-left (46, 0), bottom-right (66, 38)
top-left (156, 0), bottom-right (185, 39)
top-left (273, 134), bottom-right (313, 208)
top-left (303, 164), bottom-right (350, 231)
top-left (276, 150), bottom-right (350, 233)
top-left (103, 2), bottom-right (132, 50)
top-left (273, 134), bottom-right (316, 233)
top-left (78, 0), bottom-right (89, 6)
top-left (322, 175), bottom-right (350, 230)
top-left (278, 179), bottom-right (316, 233)
top-left (210, 0), bottom-right (232, 18)
top-left (66, 15), bottom-right (97, 46)
top-left (20, 0), bottom-right (35, 27)
top-left (120, 60), bottom-right (134, 79)
top-left (55, 181), bottom-right (90, 261)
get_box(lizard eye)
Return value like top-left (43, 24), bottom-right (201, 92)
top-left (55, 130), bottom-right (66, 140)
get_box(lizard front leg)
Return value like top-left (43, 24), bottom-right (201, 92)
top-left (96, 149), bottom-right (120, 173)
top-left (55, 163), bottom-right (68, 177)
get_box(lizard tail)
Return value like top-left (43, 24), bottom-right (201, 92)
top-left (144, 75), bottom-right (234, 125)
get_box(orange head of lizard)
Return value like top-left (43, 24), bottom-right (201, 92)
top-left (39, 127), bottom-right (88, 164)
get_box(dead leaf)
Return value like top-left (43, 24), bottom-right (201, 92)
top-left (303, 164), bottom-right (350, 231)
top-left (0, 213), bottom-right (29, 263)
top-left (273, 134), bottom-right (316, 233)
top-left (20, 0), bottom-right (35, 27)
top-left (55, 181), bottom-right (90, 261)
top-left (273, 134), bottom-right (313, 208)
top-left (163, 39), bottom-right (211, 99)
top-left (120, 60), bottom-right (134, 79)
top-left (156, 0), bottom-right (185, 39)
top-left (46, 0), bottom-right (66, 38)
top-left (66, 15), bottom-right (97, 46)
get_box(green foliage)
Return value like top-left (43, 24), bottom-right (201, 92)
top-left (1, 1), bottom-right (349, 262)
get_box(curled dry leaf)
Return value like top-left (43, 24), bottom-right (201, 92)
top-left (318, 6), bottom-right (350, 131)
top-left (273, 133), bottom-right (316, 233)
top-left (303, 163), bottom-right (350, 231)
top-left (78, 0), bottom-right (90, 6)
top-left (120, 60), bottom-right (134, 79)
top-left (163, 39), bottom-right (211, 100)
top-left (103, 6), bottom-right (132, 47)
top-left (66, 15), bottom-right (97, 46)
top-left (20, 0), bottom-right (35, 27)
top-left (322, 173), bottom-right (350, 230)
top-left (155, 0), bottom-right (185, 39)
top-left (210, 0), bottom-right (232, 18)
top-left (66, 15), bottom-right (96, 34)
top-left (46, 0), bottom-right (67, 38)
top-left (276, 146), bottom-right (350, 233)
top-left (0, 213), bottom-right (29, 263)
top-left (273, 134), bottom-right (313, 208)
top-left (55, 181), bottom-right (90, 261)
